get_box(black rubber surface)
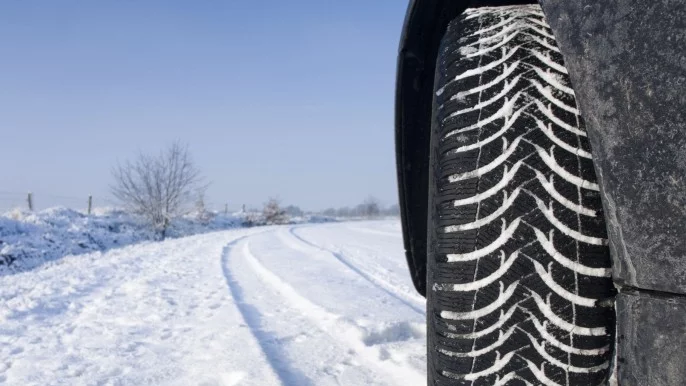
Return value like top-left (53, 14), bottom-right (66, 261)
top-left (426, 5), bottom-right (615, 385)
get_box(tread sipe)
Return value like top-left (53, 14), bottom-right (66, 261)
top-left (426, 5), bottom-right (615, 386)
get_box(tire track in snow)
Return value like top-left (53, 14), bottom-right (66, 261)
top-left (239, 239), bottom-right (425, 386)
top-left (220, 237), bottom-right (315, 386)
top-left (287, 227), bottom-right (425, 315)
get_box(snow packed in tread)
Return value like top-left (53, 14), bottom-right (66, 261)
top-left (428, 5), bottom-right (615, 386)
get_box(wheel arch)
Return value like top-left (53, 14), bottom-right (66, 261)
top-left (395, 0), bottom-right (537, 297)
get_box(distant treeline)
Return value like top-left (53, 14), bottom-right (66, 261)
top-left (319, 197), bottom-right (399, 218)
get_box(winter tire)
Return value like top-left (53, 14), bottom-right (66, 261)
top-left (426, 5), bottom-right (615, 386)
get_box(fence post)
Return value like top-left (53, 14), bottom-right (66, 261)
top-left (27, 192), bottom-right (33, 211)
top-left (87, 195), bottom-right (93, 215)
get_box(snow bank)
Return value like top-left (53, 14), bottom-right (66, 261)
top-left (0, 207), bottom-right (152, 273)
top-left (0, 207), bottom-right (335, 275)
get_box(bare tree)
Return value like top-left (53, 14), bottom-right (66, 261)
top-left (263, 197), bottom-right (289, 225)
top-left (111, 142), bottom-right (203, 239)
top-left (360, 196), bottom-right (381, 218)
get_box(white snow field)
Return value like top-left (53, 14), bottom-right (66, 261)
top-left (0, 220), bottom-right (427, 386)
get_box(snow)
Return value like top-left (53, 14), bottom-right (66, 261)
top-left (459, 46), bottom-right (478, 56)
top-left (0, 220), bottom-right (425, 385)
top-left (0, 208), bottom-right (144, 271)
top-left (0, 207), bottom-right (335, 275)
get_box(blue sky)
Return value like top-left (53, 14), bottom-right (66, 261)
top-left (0, 1), bottom-right (407, 211)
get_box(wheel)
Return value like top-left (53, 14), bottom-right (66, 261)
top-left (426, 5), bottom-right (615, 386)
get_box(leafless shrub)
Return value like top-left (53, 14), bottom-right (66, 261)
top-left (111, 142), bottom-right (204, 239)
top-left (263, 197), bottom-right (289, 225)
top-left (242, 211), bottom-right (261, 227)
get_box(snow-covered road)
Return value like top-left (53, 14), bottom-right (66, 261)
top-left (0, 221), bottom-right (426, 386)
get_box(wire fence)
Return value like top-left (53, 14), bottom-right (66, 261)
top-left (0, 191), bottom-right (235, 215)
top-left (0, 191), bottom-right (117, 214)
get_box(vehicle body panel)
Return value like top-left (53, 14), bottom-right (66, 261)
top-left (539, 2), bottom-right (686, 383)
